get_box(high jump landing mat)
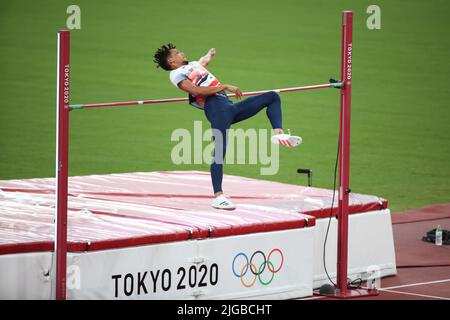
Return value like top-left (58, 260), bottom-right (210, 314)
top-left (0, 171), bottom-right (396, 299)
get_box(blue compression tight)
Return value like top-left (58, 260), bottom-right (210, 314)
top-left (203, 91), bottom-right (282, 194)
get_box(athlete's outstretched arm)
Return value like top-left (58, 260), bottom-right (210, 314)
top-left (198, 48), bottom-right (216, 67)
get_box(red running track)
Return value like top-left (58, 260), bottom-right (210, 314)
top-left (304, 203), bottom-right (450, 300)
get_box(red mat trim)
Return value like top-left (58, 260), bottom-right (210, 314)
top-left (302, 200), bottom-right (388, 218)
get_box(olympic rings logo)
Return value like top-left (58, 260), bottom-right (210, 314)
top-left (231, 248), bottom-right (284, 287)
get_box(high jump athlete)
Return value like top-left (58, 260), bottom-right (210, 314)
top-left (153, 44), bottom-right (301, 210)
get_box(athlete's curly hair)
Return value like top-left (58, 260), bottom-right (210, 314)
top-left (153, 43), bottom-right (176, 71)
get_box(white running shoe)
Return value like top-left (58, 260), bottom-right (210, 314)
top-left (271, 129), bottom-right (302, 148)
top-left (212, 194), bottom-right (236, 210)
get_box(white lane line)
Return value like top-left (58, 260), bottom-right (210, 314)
top-left (298, 278), bottom-right (450, 300)
top-left (298, 296), bottom-right (327, 300)
top-left (381, 278), bottom-right (450, 290)
top-left (379, 289), bottom-right (450, 300)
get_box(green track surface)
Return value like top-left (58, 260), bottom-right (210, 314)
top-left (1, 0), bottom-right (449, 212)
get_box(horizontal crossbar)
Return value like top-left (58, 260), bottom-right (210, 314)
top-left (69, 82), bottom-right (343, 111)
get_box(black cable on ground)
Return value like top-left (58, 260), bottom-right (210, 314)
top-left (322, 133), bottom-right (340, 287)
top-left (322, 132), bottom-right (363, 290)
